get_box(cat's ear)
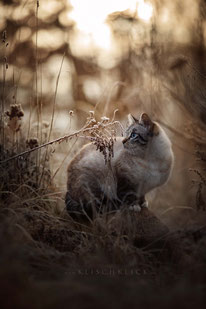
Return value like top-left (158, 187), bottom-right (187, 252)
top-left (127, 114), bottom-right (138, 126)
top-left (139, 113), bottom-right (159, 136)
top-left (139, 113), bottom-right (153, 127)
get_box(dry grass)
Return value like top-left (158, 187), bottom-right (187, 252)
top-left (1, 1), bottom-right (206, 306)
top-left (1, 102), bottom-right (206, 308)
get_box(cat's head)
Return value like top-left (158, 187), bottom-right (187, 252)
top-left (123, 113), bottom-right (159, 155)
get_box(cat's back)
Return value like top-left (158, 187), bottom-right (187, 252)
top-left (67, 137), bottom-right (124, 172)
top-left (66, 138), bottom-right (124, 202)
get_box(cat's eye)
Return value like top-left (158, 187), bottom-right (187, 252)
top-left (130, 132), bottom-right (138, 139)
top-left (130, 131), bottom-right (148, 145)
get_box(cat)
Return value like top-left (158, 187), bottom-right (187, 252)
top-left (65, 113), bottom-right (174, 219)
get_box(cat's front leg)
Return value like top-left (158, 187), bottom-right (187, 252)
top-left (129, 196), bottom-right (148, 212)
top-left (138, 195), bottom-right (148, 209)
top-left (129, 204), bottom-right (141, 212)
top-left (141, 199), bottom-right (148, 208)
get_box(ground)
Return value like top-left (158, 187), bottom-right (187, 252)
top-left (0, 193), bottom-right (206, 309)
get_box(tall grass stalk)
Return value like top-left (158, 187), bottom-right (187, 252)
top-left (39, 53), bottom-right (65, 187)
top-left (1, 31), bottom-right (8, 149)
top-left (35, 0), bottom-right (41, 186)
top-left (48, 53), bottom-right (65, 142)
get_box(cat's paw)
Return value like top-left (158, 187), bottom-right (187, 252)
top-left (129, 205), bottom-right (141, 212)
top-left (141, 200), bottom-right (148, 208)
top-left (129, 200), bottom-right (148, 212)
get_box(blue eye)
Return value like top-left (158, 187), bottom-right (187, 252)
top-left (130, 132), bottom-right (138, 139)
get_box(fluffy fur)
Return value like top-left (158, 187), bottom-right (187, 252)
top-left (65, 113), bottom-right (174, 219)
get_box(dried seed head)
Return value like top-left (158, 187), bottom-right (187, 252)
top-left (101, 116), bottom-right (110, 123)
top-left (26, 138), bottom-right (39, 149)
top-left (89, 111), bottom-right (94, 117)
top-left (6, 104), bottom-right (24, 120)
top-left (86, 114), bottom-right (97, 128)
top-left (6, 104), bottom-right (24, 132)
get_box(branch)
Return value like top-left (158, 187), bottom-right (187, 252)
top-left (0, 120), bottom-right (122, 165)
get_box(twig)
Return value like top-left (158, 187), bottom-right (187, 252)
top-left (39, 53), bottom-right (65, 187)
top-left (47, 53), bottom-right (65, 142)
top-left (0, 121), bottom-right (122, 165)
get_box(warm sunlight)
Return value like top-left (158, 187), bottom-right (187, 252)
top-left (68, 0), bottom-right (153, 50)
top-left (137, 0), bottom-right (153, 22)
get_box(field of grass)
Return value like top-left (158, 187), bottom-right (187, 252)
top-left (1, 1), bottom-right (206, 308)
top-left (0, 102), bottom-right (206, 308)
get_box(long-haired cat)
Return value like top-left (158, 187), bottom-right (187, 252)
top-left (65, 113), bottom-right (174, 219)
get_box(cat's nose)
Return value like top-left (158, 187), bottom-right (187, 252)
top-left (122, 137), bottom-right (129, 144)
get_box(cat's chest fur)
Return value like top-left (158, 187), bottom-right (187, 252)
top-left (113, 141), bottom-right (171, 196)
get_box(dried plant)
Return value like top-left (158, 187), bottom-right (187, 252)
top-left (0, 109), bottom-right (123, 165)
top-left (6, 104), bottom-right (24, 133)
top-left (0, 104), bottom-right (124, 216)
top-left (0, 104), bottom-right (52, 197)
top-left (190, 145), bottom-right (206, 211)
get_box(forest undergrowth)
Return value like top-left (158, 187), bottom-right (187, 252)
top-left (1, 1), bottom-right (206, 306)
top-left (0, 100), bottom-right (206, 308)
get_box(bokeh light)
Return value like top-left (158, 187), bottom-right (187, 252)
top-left (137, 0), bottom-right (153, 21)
top-left (68, 0), bottom-right (153, 51)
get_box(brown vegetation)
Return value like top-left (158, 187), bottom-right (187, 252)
top-left (1, 0), bottom-right (206, 308)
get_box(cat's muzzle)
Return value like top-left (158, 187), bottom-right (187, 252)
top-left (122, 137), bottom-right (129, 144)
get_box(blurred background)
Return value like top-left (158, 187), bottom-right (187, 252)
top-left (1, 0), bottom-right (206, 223)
